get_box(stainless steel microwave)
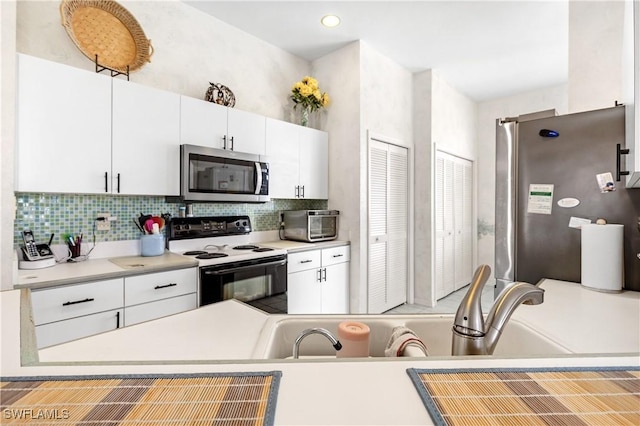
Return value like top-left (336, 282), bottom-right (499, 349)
top-left (282, 210), bottom-right (339, 242)
top-left (179, 144), bottom-right (269, 203)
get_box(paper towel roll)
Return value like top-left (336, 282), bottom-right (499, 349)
top-left (581, 224), bottom-right (624, 292)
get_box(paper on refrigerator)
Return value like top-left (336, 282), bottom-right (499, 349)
top-left (527, 184), bottom-right (554, 214)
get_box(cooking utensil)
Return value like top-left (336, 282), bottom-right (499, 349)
top-left (133, 218), bottom-right (145, 233)
top-left (151, 216), bottom-right (165, 231)
top-left (138, 213), bottom-right (152, 233)
top-left (144, 218), bottom-right (155, 234)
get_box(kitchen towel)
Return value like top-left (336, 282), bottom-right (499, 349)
top-left (1, 371), bottom-right (281, 425)
top-left (385, 326), bottom-right (429, 357)
top-left (581, 224), bottom-right (624, 291)
top-left (407, 366), bottom-right (640, 426)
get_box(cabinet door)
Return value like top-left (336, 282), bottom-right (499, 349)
top-left (35, 309), bottom-right (123, 349)
top-left (180, 95), bottom-right (227, 149)
top-left (31, 278), bottom-right (124, 326)
top-left (16, 54), bottom-right (112, 193)
top-left (227, 108), bottom-right (266, 155)
top-left (124, 293), bottom-right (196, 326)
top-left (112, 79), bottom-right (181, 195)
top-left (321, 262), bottom-right (349, 314)
top-left (287, 269), bottom-right (322, 314)
top-left (298, 127), bottom-right (328, 199)
top-left (125, 268), bottom-right (197, 306)
top-left (265, 118), bottom-right (300, 198)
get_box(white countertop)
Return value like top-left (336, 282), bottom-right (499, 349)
top-left (14, 240), bottom-right (348, 290)
top-left (262, 239), bottom-right (349, 252)
top-left (2, 279), bottom-right (639, 426)
top-left (15, 252), bottom-right (198, 289)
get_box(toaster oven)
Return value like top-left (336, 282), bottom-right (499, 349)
top-left (282, 210), bottom-right (339, 242)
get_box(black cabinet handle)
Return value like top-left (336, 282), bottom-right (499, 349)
top-left (317, 269), bottom-right (322, 282)
top-left (116, 311), bottom-right (120, 328)
top-left (300, 259), bottom-right (313, 264)
top-left (616, 143), bottom-right (630, 181)
top-left (154, 283), bottom-right (177, 290)
top-left (116, 173), bottom-right (121, 193)
top-left (295, 185), bottom-right (299, 198)
top-left (230, 136), bottom-right (234, 151)
top-left (332, 254), bottom-right (344, 258)
top-left (322, 268), bottom-right (327, 282)
top-left (62, 297), bottom-right (94, 306)
top-left (223, 135), bottom-right (227, 150)
top-left (104, 172), bottom-right (108, 192)
top-left (301, 185), bottom-right (305, 198)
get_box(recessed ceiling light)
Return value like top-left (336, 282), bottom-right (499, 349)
top-left (321, 15), bottom-right (341, 28)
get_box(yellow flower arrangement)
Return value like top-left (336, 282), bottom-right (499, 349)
top-left (290, 76), bottom-right (330, 112)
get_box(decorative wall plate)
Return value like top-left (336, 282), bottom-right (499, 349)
top-left (60, 0), bottom-right (153, 72)
top-left (205, 82), bottom-right (236, 107)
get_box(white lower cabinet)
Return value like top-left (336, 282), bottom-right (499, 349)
top-left (123, 268), bottom-right (197, 326)
top-left (31, 278), bottom-right (124, 348)
top-left (35, 309), bottom-right (124, 349)
top-left (124, 293), bottom-right (197, 327)
top-left (31, 268), bottom-right (197, 348)
top-left (287, 246), bottom-right (349, 314)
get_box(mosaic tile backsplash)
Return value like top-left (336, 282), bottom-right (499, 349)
top-left (14, 193), bottom-right (327, 246)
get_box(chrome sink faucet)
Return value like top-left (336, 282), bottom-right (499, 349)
top-left (293, 328), bottom-right (342, 359)
top-left (452, 265), bottom-right (544, 356)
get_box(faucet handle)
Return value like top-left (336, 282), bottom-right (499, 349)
top-left (452, 264), bottom-right (492, 337)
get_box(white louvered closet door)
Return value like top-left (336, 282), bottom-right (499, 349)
top-left (435, 151), bottom-right (474, 300)
top-left (368, 140), bottom-right (408, 314)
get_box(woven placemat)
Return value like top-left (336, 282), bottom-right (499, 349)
top-left (407, 366), bottom-right (640, 426)
top-left (1, 371), bottom-right (281, 425)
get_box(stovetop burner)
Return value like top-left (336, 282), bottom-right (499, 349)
top-left (253, 247), bottom-right (275, 252)
top-left (183, 250), bottom-right (208, 256)
top-left (233, 245), bottom-right (259, 250)
top-left (195, 252), bottom-right (230, 259)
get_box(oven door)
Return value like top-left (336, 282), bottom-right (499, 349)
top-left (199, 254), bottom-right (287, 306)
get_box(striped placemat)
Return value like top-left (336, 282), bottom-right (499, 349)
top-left (407, 366), bottom-right (640, 426)
top-left (1, 371), bottom-right (281, 425)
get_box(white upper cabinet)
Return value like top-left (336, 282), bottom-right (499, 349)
top-left (227, 108), bottom-right (266, 155)
top-left (16, 54), bottom-right (112, 194)
top-left (623, 0), bottom-right (640, 187)
top-left (112, 79), bottom-right (180, 196)
top-left (299, 126), bottom-right (329, 199)
top-left (180, 96), bottom-right (266, 155)
top-left (265, 118), bottom-right (328, 199)
top-left (180, 95), bottom-right (228, 149)
top-left (16, 54), bottom-right (181, 196)
top-left (265, 119), bottom-right (300, 198)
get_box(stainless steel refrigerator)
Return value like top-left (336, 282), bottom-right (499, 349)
top-left (495, 105), bottom-right (640, 293)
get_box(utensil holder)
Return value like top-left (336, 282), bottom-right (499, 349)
top-left (68, 243), bottom-right (81, 258)
top-left (140, 234), bottom-right (164, 257)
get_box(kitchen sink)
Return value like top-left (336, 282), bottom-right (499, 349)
top-left (254, 315), bottom-right (571, 359)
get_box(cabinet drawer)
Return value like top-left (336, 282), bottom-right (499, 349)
top-left (31, 279), bottom-right (124, 326)
top-left (35, 308), bottom-right (123, 349)
top-left (287, 250), bottom-right (321, 273)
top-left (124, 293), bottom-right (197, 327)
top-left (125, 268), bottom-right (197, 306)
top-left (321, 245), bottom-right (350, 267)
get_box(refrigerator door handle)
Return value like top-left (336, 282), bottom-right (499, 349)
top-left (616, 143), bottom-right (630, 181)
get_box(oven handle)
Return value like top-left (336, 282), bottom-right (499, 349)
top-left (202, 258), bottom-right (287, 275)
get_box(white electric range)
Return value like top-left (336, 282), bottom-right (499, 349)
top-left (167, 216), bottom-right (288, 308)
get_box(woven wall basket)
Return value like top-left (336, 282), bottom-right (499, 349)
top-left (60, 0), bottom-right (153, 72)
